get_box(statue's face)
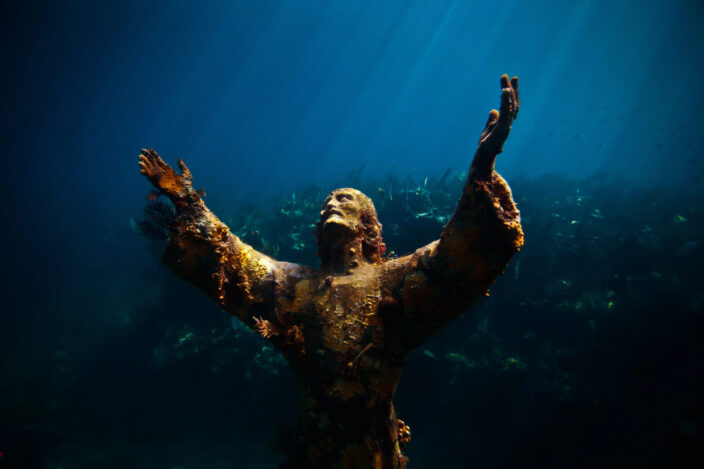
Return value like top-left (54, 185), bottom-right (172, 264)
top-left (317, 188), bottom-right (383, 263)
top-left (320, 189), bottom-right (365, 236)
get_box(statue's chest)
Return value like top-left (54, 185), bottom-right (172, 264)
top-left (290, 271), bottom-right (382, 355)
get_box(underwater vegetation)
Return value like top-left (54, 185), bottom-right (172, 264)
top-left (130, 199), bottom-right (177, 240)
top-left (1, 169), bottom-right (702, 468)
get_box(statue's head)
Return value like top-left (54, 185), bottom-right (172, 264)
top-left (316, 188), bottom-right (385, 264)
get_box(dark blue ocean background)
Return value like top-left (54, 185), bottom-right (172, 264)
top-left (2, 1), bottom-right (703, 467)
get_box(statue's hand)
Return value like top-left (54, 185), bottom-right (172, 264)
top-left (473, 74), bottom-right (519, 178)
top-left (138, 149), bottom-right (196, 201)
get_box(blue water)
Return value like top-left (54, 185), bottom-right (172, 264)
top-left (1, 1), bottom-right (703, 467)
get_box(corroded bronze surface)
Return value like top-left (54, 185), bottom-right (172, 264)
top-left (138, 75), bottom-right (522, 468)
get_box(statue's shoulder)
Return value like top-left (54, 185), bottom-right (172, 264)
top-left (272, 261), bottom-right (316, 295)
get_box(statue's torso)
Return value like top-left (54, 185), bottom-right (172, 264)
top-left (276, 264), bottom-right (406, 468)
top-left (278, 263), bottom-right (403, 404)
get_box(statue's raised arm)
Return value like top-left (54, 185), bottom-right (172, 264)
top-left (381, 74), bottom-right (523, 349)
top-left (138, 149), bottom-right (313, 341)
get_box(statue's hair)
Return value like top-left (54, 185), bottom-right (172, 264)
top-left (316, 189), bottom-right (386, 264)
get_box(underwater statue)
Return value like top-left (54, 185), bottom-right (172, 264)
top-left (138, 74), bottom-right (522, 468)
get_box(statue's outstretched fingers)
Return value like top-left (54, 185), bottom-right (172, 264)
top-left (141, 148), bottom-right (156, 162)
top-left (139, 152), bottom-right (155, 177)
top-left (177, 158), bottom-right (192, 182)
top-left (500, 74), bottom-right (511, 90)
top-left (486, 109), bottom-right (499, 128)
top-left (496, 87), bottom-right (514, 134)
top-left (511, 76), bottom-right (519, 117)
top-left (140, 148), bottom-right (167, 169)
top-left (156, 152), bottom-right (168, 169)
top-left (480, 109), bottom-right (499, 142)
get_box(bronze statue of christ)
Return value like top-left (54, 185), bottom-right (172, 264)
top-left (138, 74), bottom-right (522, 468)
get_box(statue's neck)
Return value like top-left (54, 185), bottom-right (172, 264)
top-left (319, 234), bottom-right (366, 274)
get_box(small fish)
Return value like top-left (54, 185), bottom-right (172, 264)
top-left (196, 188), bottom-right (207, 198)
top-left (147, 190), bottom-right (160, 201)
top-left (423, 349), bottom-right (438, 359)
top-left (423, 176), bottom-right (428, 188)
